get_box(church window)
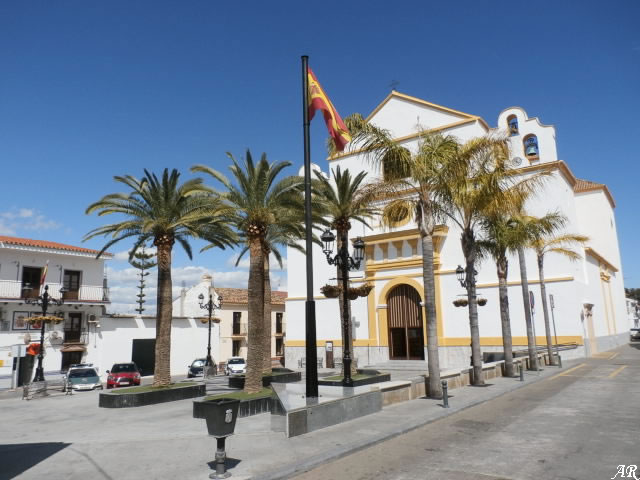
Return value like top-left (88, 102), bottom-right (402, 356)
top-left (507, 115), bottom-right (519, 136)
top-left (523, 135), bottom-right (539, 158)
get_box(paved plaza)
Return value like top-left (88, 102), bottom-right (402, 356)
top-left (0, 344), bottom-right (638, 480)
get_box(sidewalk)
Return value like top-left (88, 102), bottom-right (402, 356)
top-left (0, 356), bottom-right (583, 480)
top-left (221, 359), bottom-right (578, 480)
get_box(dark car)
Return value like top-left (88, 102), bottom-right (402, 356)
top-left (188, 358), bottom-right (215, 378)
top-left (66, 367), bottom-right (103, 391)
top-left (106, 362), bottom-right (141, 389)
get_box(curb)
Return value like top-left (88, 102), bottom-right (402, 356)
top-left (248, 360), bottom-right (577, 480)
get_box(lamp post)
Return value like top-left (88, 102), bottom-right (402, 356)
top-left (456, 265), bottom-right (478, 368)
top-left (23, 284), bottom-right (66, 382)
top-left (321, 228), bottom-right (365, 387)
top-left (455, 265), bottom-right (477, 290)
top-left (198, 292), bottom-right (222, 372)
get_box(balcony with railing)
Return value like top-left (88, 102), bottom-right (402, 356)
top-left (231, 322), bottom-right (248, 337)
top-left (275, 322), bottom-right (286, 336)
top-left (0, 280), bottom-right (109, 303)
top-left (63, 330), bottom-right (89, 345)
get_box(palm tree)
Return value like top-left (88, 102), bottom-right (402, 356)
top-left (374, 132), bottom-right (459, 398)
top-left (435, 135), bottom-right (545, 385)
top-left (531, 225), bottom-right (588, 364)
top-left (510, 208), bottom-right (563, 370)
top-left (478, 210), bottom-right (529, 378)
top-left (85, 168), bottom-right (235, 387)
top-left (312, 166), bottom-right (387, 377)
top-left (193, 151), bottom-right (304, 393)
top-left (233, 218), bottom-right (306, 374)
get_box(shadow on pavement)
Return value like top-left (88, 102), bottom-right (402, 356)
top-left (208, 457), bottom-right (242, 471)
top-left (0, 442), bottom-right (70, 480)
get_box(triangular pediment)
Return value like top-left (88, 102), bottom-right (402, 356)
top-left (366, 91), bottom-right (483, 138)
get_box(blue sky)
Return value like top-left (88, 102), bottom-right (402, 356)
top-left (1, 1), bottom-right (639, 311)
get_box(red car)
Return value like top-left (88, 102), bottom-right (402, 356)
top-left (106, 362), bottom-right (141, 389)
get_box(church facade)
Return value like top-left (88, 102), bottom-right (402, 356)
top-left (285, 91), bottom-right (627, 369)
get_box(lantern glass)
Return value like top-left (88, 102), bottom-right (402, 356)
top-left (353, 237), bottom-right (365, 262)
top-left (321, 229), bottom-right (335, 254)
top-left (198, 293), bottom-right (204, 301)
top-left (456, 265), bottom-right (465, 284)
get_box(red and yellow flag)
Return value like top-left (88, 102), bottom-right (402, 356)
top-left (40, 261), bottom-right (48, 286)
top-left (307, 68), bottom-right (351, 152)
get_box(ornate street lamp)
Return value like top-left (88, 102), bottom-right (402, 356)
top-left (198, 292), bottom-right (222, 372)
top-left (456, 265), bottom-right (477, 289)
top-left (23, 284), bottom-right (66, 382)
top-left (321, 228), bottom-right (365, 387)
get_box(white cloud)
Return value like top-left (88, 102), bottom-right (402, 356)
top-left (0, 207), bottom-right (60, 234)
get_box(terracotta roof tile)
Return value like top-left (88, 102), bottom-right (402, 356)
top-left (215, 287), bottom-right (287, 305)
top-left (574, 178), bottom-right (604, 192)
top-left (573, 178), bottom-right (616, 208)
top-left (0, 235), bottom-right (112, 257)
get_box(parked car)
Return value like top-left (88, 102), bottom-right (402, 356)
top-left (66, 367), bottom-right (103, 391)
top-left (630, 328), bottom-right (640, 342)
top-left (225, 357), bottom-right (246, 375)
top-left (106, 362), bottom-right (141, 389)
top-left (187, 358), bottom-right (216, 378)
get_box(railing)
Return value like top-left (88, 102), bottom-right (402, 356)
top-left (64, 330), bottom-right (88, 345)
top-left (231, 323), bottom-right (248, 336)
top-left (0, 280), bottom-right (108, 302)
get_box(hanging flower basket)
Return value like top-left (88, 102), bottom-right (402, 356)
top-left (353, 284), bottom-right (373, 298)
top-left (26, 315), bottom-right (64, 325)
top-left (320, 284), bottom-right (341, 298)
top-left (346, 290), bottom-right (359, 301)
top-left (477, 298), bottom-right (487, 306)
top-left (199, 317), bottom-right (222, 324)
top-left (453, 299), bottom-right (468, 307)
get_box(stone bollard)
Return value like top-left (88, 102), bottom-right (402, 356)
top-left (519, 363), bottom-right (524, 382)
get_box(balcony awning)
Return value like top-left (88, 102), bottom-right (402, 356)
top-left (61, 345), bottom-right (86, 352)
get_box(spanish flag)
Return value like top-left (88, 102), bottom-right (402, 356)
top-left (307, 68), bottom-right (351, 152)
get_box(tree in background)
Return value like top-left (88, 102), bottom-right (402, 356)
top-left (530, 220), bottom-right (588, 364)
top-left (85, 168), bottom-right (236, 386)
top-left (129, 243), bottom-right (157, 315)
top-left (193, 151), bottom-right (303, 393)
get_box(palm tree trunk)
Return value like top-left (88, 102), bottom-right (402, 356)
top-left (245, 237), bottom-right (265, 393)
top-left (461, 229), bottom-right (483, 385)
top-left (518, 246), bottom-right (538, 370)
top-left (537, 254), bottom-right (555, 365)
top-left (421, 232), bottom-right (442, 398)
top-left (336, 232), bottom-right (356, 376)
top-left (263, 253), bottom-right (273, 374)
top-left (497, 255), bottom-right (515, 377)
top-left (153, 239), bottom-right (173, 387)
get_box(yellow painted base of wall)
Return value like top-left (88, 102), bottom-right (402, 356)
top-left (286, 335), bottom-right (584, 348)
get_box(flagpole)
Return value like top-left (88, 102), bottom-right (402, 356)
top-left (301, 55), bottom-right (318, 398)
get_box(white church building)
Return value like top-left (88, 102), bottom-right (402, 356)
top-left (285, 91), bottom-right (628, 369)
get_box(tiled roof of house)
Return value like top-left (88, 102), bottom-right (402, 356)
top-left (215, 287), bottom-right (287, 305)
top-left (573, 178), bottom-right (616, 207)
top-left (0, 235), bottom-right (112, 257)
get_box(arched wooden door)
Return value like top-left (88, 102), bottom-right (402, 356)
top-left (387, 284), bottom-right (425, 360)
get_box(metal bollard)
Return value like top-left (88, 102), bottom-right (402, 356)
top-left (442, 380), bottom-right (449, 408)
top-left (519, 363), bottom-right (524, 382)
top-left (557, 355), bottom-right (562, 368)
top-left (211, 437), bottom-right (230, 479)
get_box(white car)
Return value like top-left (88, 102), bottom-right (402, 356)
top-left (630, 328), bottom-right (640, 342)
top-left (225, 357), bottom-right (246, 375)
